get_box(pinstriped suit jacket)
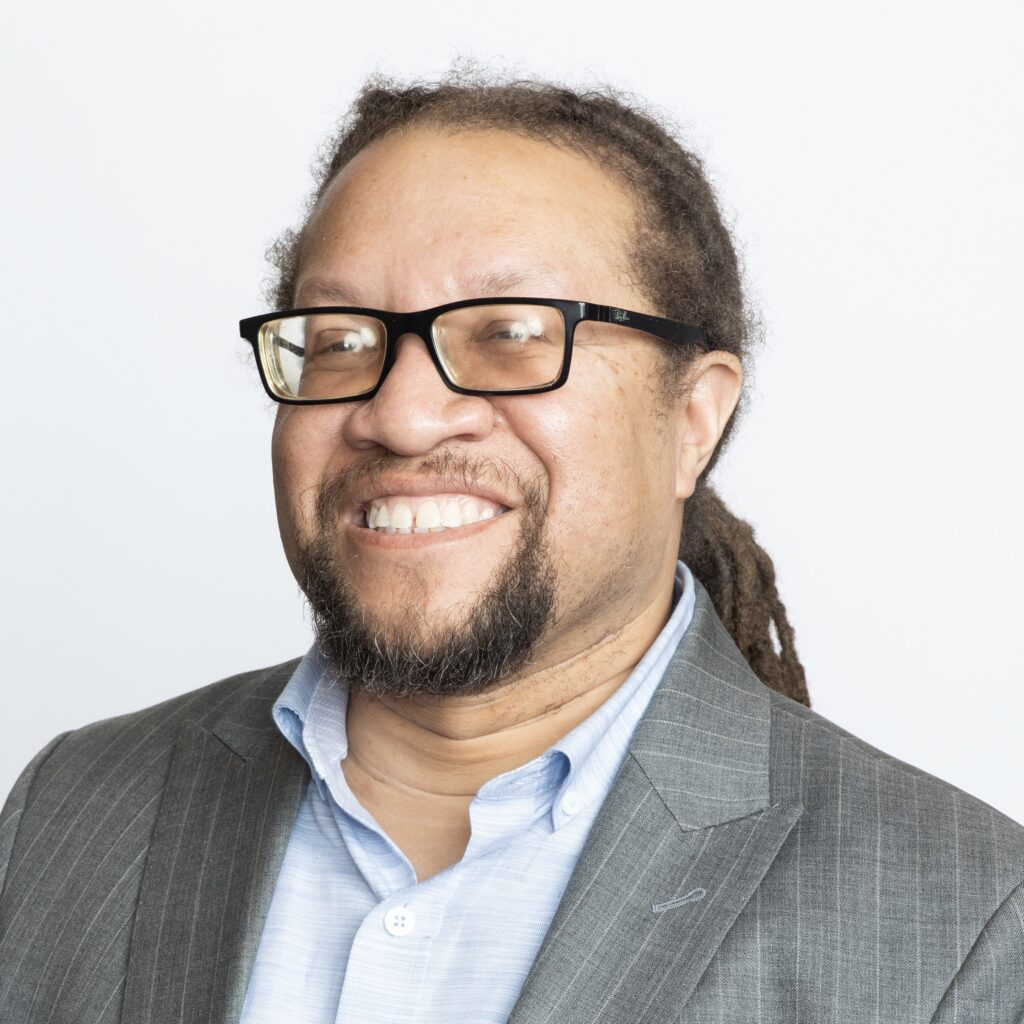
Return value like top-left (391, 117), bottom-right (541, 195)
top-left (2, 581), bottom-right (1023, 1023)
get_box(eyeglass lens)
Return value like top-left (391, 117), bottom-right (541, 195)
top-left (258, 304), bottom-right (568, 400)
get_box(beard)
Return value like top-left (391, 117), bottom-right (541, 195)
top-left (294, 454), bottom-right (558, 699)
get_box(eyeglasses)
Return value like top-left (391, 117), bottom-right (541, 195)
top-left (239, 297), bottom-right (711, 405)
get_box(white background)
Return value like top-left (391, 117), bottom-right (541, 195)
top-left (2, 1), bottom-right (1021, 822)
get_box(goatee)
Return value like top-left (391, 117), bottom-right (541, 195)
top-left (295, 458), bottom-right (557, 699)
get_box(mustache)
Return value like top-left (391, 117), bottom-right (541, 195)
top-left (313, 449), bottom-right (539, 531)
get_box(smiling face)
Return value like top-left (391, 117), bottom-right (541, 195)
top-left (271, 126), bottom-right (709, 696)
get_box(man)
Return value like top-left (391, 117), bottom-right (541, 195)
top-left (1, 74), bottom-right (1022, 1023)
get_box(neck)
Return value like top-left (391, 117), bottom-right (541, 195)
top-left (342, 567), bottom-right (678, 802)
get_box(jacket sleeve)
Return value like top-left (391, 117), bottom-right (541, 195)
top-left (930, 878), bottom-right (1024, 1022)
top-left (0, 732), bottom-right (71, 901)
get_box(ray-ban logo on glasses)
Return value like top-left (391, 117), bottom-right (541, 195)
top-left (611, 309), bottom-right (630, 323)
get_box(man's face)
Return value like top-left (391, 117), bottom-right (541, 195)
top-left (272, 127), bottom-right (692, 697)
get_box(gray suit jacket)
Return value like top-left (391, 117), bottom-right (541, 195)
top-left (2, 582), bottom-right (1023, 1022)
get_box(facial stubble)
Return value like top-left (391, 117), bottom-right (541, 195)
top-left (296, 477), bottom-right (558, 699)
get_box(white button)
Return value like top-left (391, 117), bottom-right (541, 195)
top-left (560, 789), bottom-right (581, 816)
top-left (383, 905), bottom-right (416, 937)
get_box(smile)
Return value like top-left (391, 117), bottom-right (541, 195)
top-left (360, 493), bottom-right (512, 534)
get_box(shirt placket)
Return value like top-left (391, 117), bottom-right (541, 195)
top-left (334, 883), bottom-right (446, 1023)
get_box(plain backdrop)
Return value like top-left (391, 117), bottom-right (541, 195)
top-left (2, 0), bottom-right (1021, 823)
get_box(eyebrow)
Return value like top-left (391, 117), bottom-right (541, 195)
top-left (465, 265), bottom-right (562, 296)
top-left (296, 264), bottom-right (564, 310)
top-left (296, 278), bottom-right (368, 306)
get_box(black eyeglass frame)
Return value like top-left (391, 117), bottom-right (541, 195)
top-left (239, 297), bottom-right (712, 406)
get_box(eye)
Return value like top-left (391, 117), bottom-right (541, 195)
top-left (309, 325), bottom-right (380, 357)
top-left (478, 315), bottom-right (547, 343)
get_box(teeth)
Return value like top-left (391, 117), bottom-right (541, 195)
top-left (390, 503), bottom-right (413, 529)
top-left (415, 500), bottom-right (441, 529)
top-left (364, 495), bottom-right (508, 533)
top-left (441, 502), bottom-right (463, 528)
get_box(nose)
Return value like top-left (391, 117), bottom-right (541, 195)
top-left (341, 332), bottom-right (496, 455)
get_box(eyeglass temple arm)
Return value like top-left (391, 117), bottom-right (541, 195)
top-left (242, 334), bottom-right (305, 358)
top-left (593, 305), bottom-right (710, 350)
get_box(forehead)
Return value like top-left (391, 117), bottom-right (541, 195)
top-left (296, 126), bottom-right (640, 308)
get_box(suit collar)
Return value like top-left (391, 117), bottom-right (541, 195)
top-left (629, 581), bottom-right (773, 828)
top-left (508, 581), bottom-right (802, 1023)
top-left (208, 659), bottom-right (301, 759)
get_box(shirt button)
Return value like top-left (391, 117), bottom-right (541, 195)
top-left (383, 906), bottom-right (416, 937)
top-left (560, 789), bottom-right (581, 816)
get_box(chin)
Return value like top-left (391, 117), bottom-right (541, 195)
top-left (359, 590), bottom-right (480, 639)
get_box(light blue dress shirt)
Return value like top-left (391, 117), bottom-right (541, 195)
top-left (240, 560), bottom-right (696, 1024)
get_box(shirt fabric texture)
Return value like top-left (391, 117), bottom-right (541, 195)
top-left (239, 560), bottom-right (696, 1024)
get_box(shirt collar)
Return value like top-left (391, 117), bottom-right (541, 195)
top-left (273, 560), bottom-right (696, 820)
top-left (273, 645), bottom-right (349, 792)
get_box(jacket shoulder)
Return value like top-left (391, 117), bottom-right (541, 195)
top-left (0, 659), bottom-right (301, 1016)
top-left (2, 658), bottom-right (301, 877)
top-left (769, 688), bottom-right (1024, 902)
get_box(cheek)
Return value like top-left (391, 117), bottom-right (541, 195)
top-left (502, 386), bottom-right (655, 530)
top-left (271, 407), bottom-right (344, 535)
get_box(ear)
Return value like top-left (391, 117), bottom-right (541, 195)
top-left (672, 351), bottom-right (743, 501)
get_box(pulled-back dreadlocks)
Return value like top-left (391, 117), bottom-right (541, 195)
top-left (265, 70), bottom-right (811, 708)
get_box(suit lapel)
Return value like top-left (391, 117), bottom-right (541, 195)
top-left (508, 585), bottom-right (803, 1023)
top-left (120, 664), bottom-right (308, 1024)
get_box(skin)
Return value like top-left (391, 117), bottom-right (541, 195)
top-left (271, 126), bottom-right (743, 880)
